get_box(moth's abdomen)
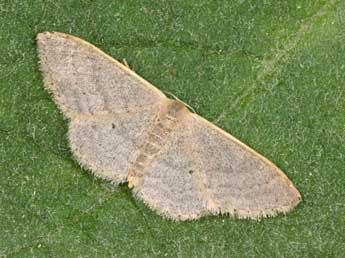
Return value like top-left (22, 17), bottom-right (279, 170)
top-left (127, 100), bottom-right (187, 187)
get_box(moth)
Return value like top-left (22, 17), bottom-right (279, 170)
top-left (37, 32), bottom-right (301, 220)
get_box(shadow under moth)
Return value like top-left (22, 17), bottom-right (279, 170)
top-left (37, 32), bottom-right (301, 221)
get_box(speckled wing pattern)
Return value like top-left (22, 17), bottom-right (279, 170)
top-left (37, 32), bottom-right (164, 184)
top-left (37, 32), bottom-right (301, 220)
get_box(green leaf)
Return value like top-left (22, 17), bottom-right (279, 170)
top-left (1, 0), bottom-right (344, 257)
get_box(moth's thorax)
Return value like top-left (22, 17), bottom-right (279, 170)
top-left (127, 99), bottom-right (189, 188)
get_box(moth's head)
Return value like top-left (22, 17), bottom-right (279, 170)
top-left (166, 99), bottom-right (189, 118)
